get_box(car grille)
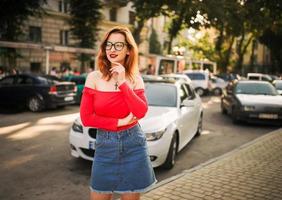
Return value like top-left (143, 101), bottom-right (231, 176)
top-left (89, 128), bottom-right (97, 139)
top-left (80, 148), bottom-right (95, 158)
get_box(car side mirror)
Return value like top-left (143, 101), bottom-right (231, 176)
top-left (181, 99), bottom-right (195, 107)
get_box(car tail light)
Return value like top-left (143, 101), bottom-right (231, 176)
top-left (49, 85), bottom-right (57, 94)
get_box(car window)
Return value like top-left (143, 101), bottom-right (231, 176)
top-left (15, 76), bottom-right (33, 85)
top-left (186, 73), bottom-right (205, 80)
top-left (70, 76), bottom-right (86, 85)
top-left (180, 85), bottom-right (188, 102)
top-left (145, 83), bottom-right (177, 107)
top-left (235, 82), bottom-right (278, 95)
top-left (248, 76), bottom-right (260, 80)
top-left (184, 83), bottom-right (196, 99)
top-left (0, 77), bottom-right (15, 85)
top-left (158, 59), bottom-right (175, 75)
top-left (275, 82), bottom-right (282, 90)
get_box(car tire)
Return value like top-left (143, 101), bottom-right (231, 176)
top-left (27, 96), bottom-right (44, 112)
top-left (195, 114), bottom-right (203, 137)
top-left (221, 102), bottom-right (227, 114)
top-left (162, 133), bottom-right (178, 170)
top-left (195, 87), bottom-right (205, 96)
top-left (213, 88), bottom-right (222, 96)
top-left (231, 107), bottom-right (239, 124)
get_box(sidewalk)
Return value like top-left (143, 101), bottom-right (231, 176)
top-left (142, 128), bottom-right (282, 200)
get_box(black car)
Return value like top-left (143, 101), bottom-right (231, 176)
top-left (0, 73), bottom-right (76, 112)
top-left (221, 80), bottom-right (282, 125)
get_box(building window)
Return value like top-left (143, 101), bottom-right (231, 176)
top-left (129, 11), bottom-right (135, 25)
top-left (59, 0), bottom-right (69, 13)
top-left (109, 8), bottom-right (117, 21)
top-left (60, 30), bottom-right (69, 46)
top-left (30, 62), bottom-right (41, 73)
top-left (29, 26), bottom-right (42, 43)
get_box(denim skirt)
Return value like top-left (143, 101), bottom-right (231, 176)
top-left (90, 124), bottom-right (157, 194)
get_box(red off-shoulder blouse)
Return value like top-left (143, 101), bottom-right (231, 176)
top-left (80, 82), bottom-right (148, 131)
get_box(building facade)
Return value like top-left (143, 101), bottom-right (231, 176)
top-left (0, 0), bottom-right (137, 74)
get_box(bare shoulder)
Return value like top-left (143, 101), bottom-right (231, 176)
top-left (133, 74), bottom-right (145, 90)
top-left (85, 71), bottom-right (102, 89)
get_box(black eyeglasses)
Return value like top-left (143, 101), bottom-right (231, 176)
top-left (105, 41), bottom-right (127, 51)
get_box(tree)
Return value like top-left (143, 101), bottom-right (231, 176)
top-left (69, 0), bottom-right (102, 73)
top-left (257, 0), bottom-right (282, 73)
top-left (149, 28), bottom-right (162, 54)
top-left (0, 0), bottom-right (46, 70)
top-left (131, 0), bottom-right (168, 44)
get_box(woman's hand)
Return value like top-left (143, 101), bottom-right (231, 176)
top-left (117, 113), bottom-right (138, 127)
top-left (110, 62), bottom-right (126, 85)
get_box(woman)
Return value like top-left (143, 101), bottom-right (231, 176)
top-left (80, 26), bottom-right (156, 200)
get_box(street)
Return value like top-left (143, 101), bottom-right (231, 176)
top-left (0, 96), bottom-right (278, 200)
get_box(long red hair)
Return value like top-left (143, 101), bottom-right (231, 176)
top-left (96, 26), bottom-right (139, 82)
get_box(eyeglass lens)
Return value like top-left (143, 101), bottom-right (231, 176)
top-left (105, 42), bottom-right (126, 51)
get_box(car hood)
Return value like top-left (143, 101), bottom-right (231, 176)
top-left (139, 106), bottom-right (178, 133)
top-left (236, 94), bottom-right (282, 106)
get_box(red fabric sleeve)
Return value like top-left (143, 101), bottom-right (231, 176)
top-left (118, 82), bottom-right (148, 119)
top-left (80, 87), bottom-right (118, 130)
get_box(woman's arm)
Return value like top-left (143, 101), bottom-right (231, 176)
top-left (118, 75), bottom-right (148, 119)
top-left (80, 72), bottom-right (136, 130)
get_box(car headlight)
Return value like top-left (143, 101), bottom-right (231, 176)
top-left (242, 105), bottom-right (255, 111)
top-left (146, 129), bottom-right (166, 141)
top-left (72, 119), bottom-right (83, 133)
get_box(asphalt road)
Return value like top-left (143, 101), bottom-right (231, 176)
top-left (0, 97), bottom-right (278, 200)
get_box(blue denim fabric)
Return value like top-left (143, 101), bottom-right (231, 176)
top-left (90, 124), bottom-right (157, 194)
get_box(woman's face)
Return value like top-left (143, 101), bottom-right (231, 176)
top-left (105, 33), bottom-right (129, 65)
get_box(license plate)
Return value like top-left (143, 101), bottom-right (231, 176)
top-left (258, 114), bottom-right (278, 119)
top-left (89, 141), bottom-right (95, 150)
top-left (64, 96), bottom-right (73, 101)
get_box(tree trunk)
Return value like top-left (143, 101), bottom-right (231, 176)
top-left (221, 36), bottom-right (235, 73)
top-left (235, 34), bottom-right (254, 72)
top-left (133, 20), bottom-right (145, 45)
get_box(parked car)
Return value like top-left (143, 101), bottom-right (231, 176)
top-left (69, 79), bottom-right (203, 169)
top-left (221, 80), bottom-right (282, 125)
top-left (161, 73), bottom-right (192, 84)
top-left (183, 70), bottom-right (211, 96)
top-left (209, 75), bottom-right (228, 96)
top-left (273, 80), bottom-right (282, 95)
top-left (0, 73), bottom-right (76, 111)
top-left (247, 73), bottom-right (272, 82)
top-left (62, 74), bottom-right (87, 103)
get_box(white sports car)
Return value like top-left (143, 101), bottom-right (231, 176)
top-left (69, 79), bottom-right (203, 169)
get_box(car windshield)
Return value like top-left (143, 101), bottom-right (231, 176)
top-left (145, 83), bottom-right (177, 107)
top-left (235, 82), bottom-right (278, 95)
top-left (186, 73), bottom-right (205, 80)
top-left (275, 82), bottom-right (282, 90)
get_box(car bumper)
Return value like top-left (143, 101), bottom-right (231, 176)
top-left (146, 131), bottom-right (172, 168)
top-left (236, 110), bottom-right (282, 125)
top-left (69, 128), bottom-right (95, 161)
top-left (46, 93), bottom-right (76, 108)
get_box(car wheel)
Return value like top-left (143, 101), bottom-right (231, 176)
top-left (27, 96), bottom-right (44, 112)
top-left (213, 88), bottom-right (222, 96)
top-left (195, 88), bottom-right (205, 96)
top-left (221, 102), bottom-right (227, 114)
top-left (231, 107), bottom-right (239, 124)
top-left (195, 114), bottom-right (203, 137)
top-left (163, 133), bottom-right (178, 170)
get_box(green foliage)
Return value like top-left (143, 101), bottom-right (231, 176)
top-left (69, 0), bottom-right (102, 48)
top-left (149, 28), bottom-right (162, 54)
top-left (131, 0), bottom-right (169, 44)
top-left (69, 0), bottom-right (102, 72)
top-left (0, 0), bottom-right (46, 69)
